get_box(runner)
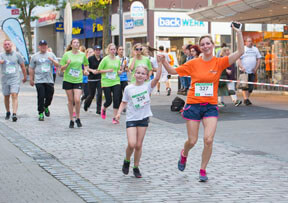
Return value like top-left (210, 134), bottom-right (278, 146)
top-left (60, 38), bottom-right (89, 128)
top-left (84, 45), bottom-right (103, 114)
top-left (0, 39), bottom-right (27, 122)
top-left (116, 59), bottom-right (162, 178)
top-left (29, 40), bottom-right (59, 121)
top-left (96, 43), bottom-right (121, 123)
top-left (159, 23), bottom-right (244, 182)
top-left (128, 43), bottom-right (153, 83)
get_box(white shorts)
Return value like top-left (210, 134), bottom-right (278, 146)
top-left (2, 83), bottom-right (20, 96)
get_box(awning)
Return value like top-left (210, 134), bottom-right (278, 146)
top-left (188, 0), bottom-right (288, 24)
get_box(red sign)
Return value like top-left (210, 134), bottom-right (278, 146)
top-left (38, 13), bottom-right (57, 23)
top-left (11, 9), bottom-right (19, 15)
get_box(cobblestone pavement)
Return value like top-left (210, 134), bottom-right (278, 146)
top-left (0, 82), bottom-right (288, 202)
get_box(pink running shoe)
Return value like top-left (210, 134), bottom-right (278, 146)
top-left (178, 149), bottom-right (187, 171)
top-left (199, 169), bottom-right (208, 182)
top-left (73, 112), bottom-right (76, 118)
top-left (101, 109), bottom-right (106, 119)
top-left (112, 118), bottom-right (119, 124)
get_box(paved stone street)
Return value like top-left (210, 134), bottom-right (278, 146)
top-left (0, 80), bottom-right (288, 202)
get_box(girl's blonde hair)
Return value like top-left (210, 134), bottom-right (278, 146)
top-left (105, 43), bottom-right (116, 55)
top-left (135, 65), bottom-right (149, 76)
top-left (131, 43), bottom-right (144, 57)
top-left (220, 47), bottom-right (230, 57)
top-left (199, 35), bottom-right (214, 45)
top-left (79, 45), bottom-right (86, 53)
top-left (85, 48), bottom-right (94, 57)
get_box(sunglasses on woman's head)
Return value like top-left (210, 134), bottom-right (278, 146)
top-left (135, 48), bottom-right (142, 51)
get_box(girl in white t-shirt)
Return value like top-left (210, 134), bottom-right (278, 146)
top-left (116, 60), bottom-right (162, 178)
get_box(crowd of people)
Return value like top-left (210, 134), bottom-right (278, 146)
top-left (1, 22), bottom-right (259, 181)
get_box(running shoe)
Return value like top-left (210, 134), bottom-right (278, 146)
top-left (246, 99), bottom-right (252, 106)
top-left (12, 113), bottom-right (17, 122)
top-left (69, 120), bottom-right (74, 128)
top-left (44, 107), bottom-right (50, 117)
top-left (73, 112), bottom-right (76, 118)
top-left (122, 160), bottom-right (130, 175)
top-left (199, 169), bottom-right (208, 182)
top-left (75, 118), bottom-right (82, 127)
top-left (178, 149), bottom-right (187, 171)
top-left (167, 88), bottom-right (171, 96)
top-left (96, 110), bottom-right (101, 115)
top-left (112, 118), bottom-right (119, 124)
top-left (156, 90), bottom-right (160, 95)
top-left (84, 104), bottom-right (88, 112)
top-left (217, 102), bottom-right (225, 107)
top-left (5, 112), bottom-right (10, 120)
top-left (39, 113), bottom-right (44, 121)
top-left (234, 100), bottom-right (242, 107)
top-left (133, 167), bottom-right (142, 178)
top-left (101, 109), bottom-right (106, 119)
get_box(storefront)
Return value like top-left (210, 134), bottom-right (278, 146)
top-left (153, 11), bottom-right (208, 64)
top-left (122, 11), bottom-right (147, 57)
top-left (72, 17), bottom-right (103, 48)
top-left (34, 9), bottom-right (64, 57)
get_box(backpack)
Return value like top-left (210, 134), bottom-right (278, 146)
top-left (171, 96), bottom-right (185, 112)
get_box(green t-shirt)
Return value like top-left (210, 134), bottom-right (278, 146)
top-left (98, 55), bottom-right (121, 87)
top-left (129, 56), bottom-right (152, 83)
top-left (60, 51), bottom-right (89, 83)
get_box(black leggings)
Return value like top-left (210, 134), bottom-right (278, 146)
top-left (102, 84), bottom-right (121, 109)
top-left (84, 81), bottom-right (102, 112)
top-left (35, 83), bottom-right (54, 114)
top-left (120, 81), bottom-right (128, 102)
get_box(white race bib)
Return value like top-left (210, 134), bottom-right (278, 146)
top-left (131, 90), bottom-right (150, 109)
top-left (41, 63), bottom-right (50, 72)
top-left (195, 83), bottom-right (213, 96)
top-left (68, 68), bottom-right (81, 78)
top-left (5, 64), bottom-right (16, 74)
top-left (106, 72), bottom-right (116, 80)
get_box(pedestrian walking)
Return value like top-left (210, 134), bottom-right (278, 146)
top-left (156, 46), bottom-right (172, 96)
top-left (128, 43), bottom-right (153, 83)
top-left (60, 38), bottom-right (89, 128)
top-left (117, 46), bottom-right (129, 101)
top-left (218, 47), bottom-right (242, 107)
top-left (29, 40), bottom-right (59, 121)
top-left (96, 43), bottom-right (121, 124)
top-left (83, 45), bottom-right (103, 114)
top-left (0, 39), bottom-right (27, 122)
top-left (47, 47), bottom-right (57, 82)
top-left (237, 37), bottom-right (261, 105)
top-left (116, 60), bottom-right (162, 178)
top-left (159, 23), bottom-right (244, 181)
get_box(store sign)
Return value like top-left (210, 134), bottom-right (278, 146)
top-left (72, 18), bottom-right (103, 39)
top-left (155, 12), bottom-right (208, 37)
top-left (130, 1), bottom-right (144, 18)
top-left (38, 13), bottom-right (57, 23)
top-left (125, 19), bottom-right (144, 30)
top-left (158, 17), bottom-right (204, 28)
top-left (55, 22), bottom-right (64, 32)
top-left (11, 9), bottom-right (19, 15)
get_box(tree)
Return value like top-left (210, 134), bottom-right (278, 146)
top-left (72, 0), bottom-right (112, 52)
top-left (7, 0), bottom-right (60, 53)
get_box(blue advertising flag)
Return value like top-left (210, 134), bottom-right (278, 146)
top-left (1, 18), bottom-right (29, 64)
